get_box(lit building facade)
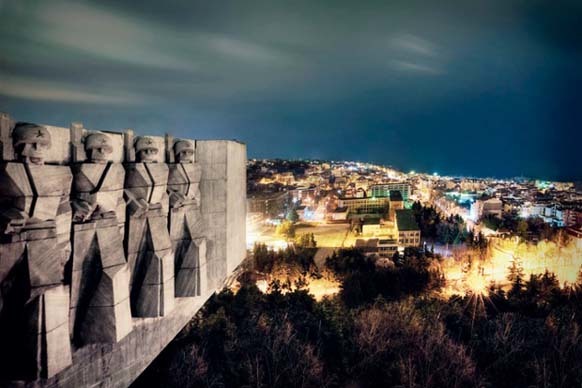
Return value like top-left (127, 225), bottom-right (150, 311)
top-left (368, 183), bottom-right (412, 202)
top-left (395, 209), bottom-right (421, 247)
top-left (247, 191), bottom-right (289, 217)
top-left (471, 198), bottom-right (503, 220)
top-left (338, 196), bottom-right (390, 214)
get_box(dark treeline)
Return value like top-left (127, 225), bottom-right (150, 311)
top-left (411, 201), bottom-right (470, 245)
top-left (481, 213), bottom-right (561, 241)
top-left (326, 247), bottom-right (444, 307)
top-left (253, 238), bottom-right (318, 275)
top-left (134, 247), bottom-right (582, 388)
top-left (411, 201), bottom-right (562, 245)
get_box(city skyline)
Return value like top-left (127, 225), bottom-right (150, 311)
top-left (1, 0), bottom-right (581, 180)
top-left (249, 157), bottom-right (578, 182)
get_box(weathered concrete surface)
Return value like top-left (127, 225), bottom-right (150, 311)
top-left (197, 140), bottom-right (247, 290)
top-left (226, 141), bottom-right (247, 276)
top-left (0, 112), bottom-right (247, 387)
top-left (4, 140), bottom-right (245, 387)
top-left (7, 294), bottom-right (214, 388)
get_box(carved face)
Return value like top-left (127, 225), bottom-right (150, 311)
top-left (135, 136), bottom-right (158, 163)
top-left (174, 140), bottom-right (194, 163)
top-left (84, 133), bottom-right (113, 163)
top-left (12, 123), bottom-right (51, 165)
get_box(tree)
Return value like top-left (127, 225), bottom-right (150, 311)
top-left (468, 231), bottom-right (488, 255)
top-left (253, 243), bottom-right (276, 272)
top-left (481, 214), bottom-right (502, 231)
top-left (392, 251), bottom-right (402, 264)
top-left (517, 220), bottom-right (528, 240)
top-left (295, 233), bottom-right (316, 248)
top-left (286, 208), bottom-right (299, 223)
top-left (507, 256), bottom-right (525, 297)
top-left (276, 220), bottom-right (296, 240)
top-left (351, 301), bottom-right (479, 387)
top-left (507, 257), bottom-right (524, 283)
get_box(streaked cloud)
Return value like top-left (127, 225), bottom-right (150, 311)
top-left (29, 1), bottom-right (196, 71)
top-left (2, 1), bottom-right (295, 72)
top-left (391, 60), bottom-right (443, 75)
top-left (0, 76), bottom-right (144, 104)
top-left (392, 34), bottom-right (438, 57)
top-left (388, 33), bottom-right (445, 75)
top-left (204, 35), bottom-right (297, 66)
top-left (0, 0), bottom-right (304, 103)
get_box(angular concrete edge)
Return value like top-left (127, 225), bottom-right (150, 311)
top-left (8, 293), bottom-right (216, 388)
top-left (197, 140), bottom-right (247, 289)
top-left (4, 140), bottom-right (247, 388)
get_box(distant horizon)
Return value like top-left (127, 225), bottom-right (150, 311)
top-left (249, 156), bottom-right (581, 183)
top-left (0, 109), bottom-right (578, 182)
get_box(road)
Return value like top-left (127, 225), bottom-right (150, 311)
top-left (295, 223), bottom-right (351, 270)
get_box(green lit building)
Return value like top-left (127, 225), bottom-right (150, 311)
top-left (338, 196), bottom-right (390, 215)
top-left (369, 183), bottom-right (411, 202)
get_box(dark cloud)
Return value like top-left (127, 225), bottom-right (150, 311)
top-left (0, 0), bottom-right (580, 179)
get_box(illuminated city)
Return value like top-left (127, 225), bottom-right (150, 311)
top-left (246, 159), bottom-right (582, 300)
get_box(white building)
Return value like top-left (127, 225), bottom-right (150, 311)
top-left (471, 198), bottom-right (503, 220)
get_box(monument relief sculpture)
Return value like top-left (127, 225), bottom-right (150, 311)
top-left (167, 140), bottom-right (207, 297)
top-left (69, 131), bottom-right (132, 345)
top-left (0, 113), bottom-right (246, 387)
top-left (0, 122), bottom-right (73, 378)
top-left (124, 135), bottom-right (175, 317)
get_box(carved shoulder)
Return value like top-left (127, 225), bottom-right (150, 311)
top-left (0, 162), bottom-right (33, 197)
top-left (72, 163), bottom-right (108, 192)
top-left (124, 163), bottom-right (151, 189)
top-left (182, 163), bottom-right (202, 183)
top-left (145, 163), bottom-right (169, 186)
top-left (28, 164), bottom-right (73, 196)
top-left (100, 163), bottom-right (125, 191)
top-left (168, 164), bottom-right (188, 187)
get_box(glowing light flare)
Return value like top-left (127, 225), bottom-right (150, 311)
top-left (465, 267), bottom-right (488, 296)
top-left (260, 272), bottom-right (341, 301)
top-left (441, 237), bottom-right (582, 297)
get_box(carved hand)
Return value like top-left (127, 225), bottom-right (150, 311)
top-left (72, 200), bottom-right (95, 222)
top-left (169, 191), bottom-right (186, 208)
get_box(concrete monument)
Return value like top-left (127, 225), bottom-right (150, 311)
top-left (69, 131), bottom-right (132, 344)
top-left (0, 113), bottom-right (247, 387)
top-left (167, 139), bottom-right (207, 297)
top-left (124, 135), bottom-right (174, 317)
top-left (0, 122), bottom-right (73, 378)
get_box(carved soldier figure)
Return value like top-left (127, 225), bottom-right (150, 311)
top-left (168, 140), bottom-right (207, 297)
top-left (0, 122), bottom-right (72, 379)
top-left (124, 136), bottom-right (174, 317)
top-left (69, 132), bottom-right (132, 345)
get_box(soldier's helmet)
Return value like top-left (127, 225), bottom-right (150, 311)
top-left (84, 132), bottom-right (113, 163)
top-left (134, 136), bottom-right (158, 162)
top-left (173, 140), bottom-right (194, 163)
top-left (13, 122), bottom-right (51, 147)
top-left (12, 122), bottom-right (51, 164)
top-left (135, 136), bottom-right (158, 152)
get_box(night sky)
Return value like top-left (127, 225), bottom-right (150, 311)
top-left (1, 0), bottom-right (581, 180)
